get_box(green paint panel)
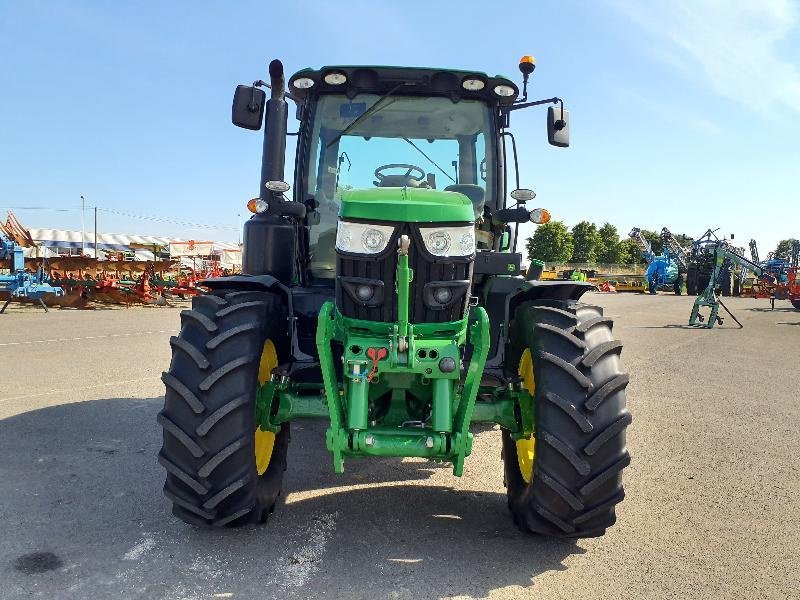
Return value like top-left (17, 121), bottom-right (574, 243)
top-left (340, 188), bottom-right (474, 223)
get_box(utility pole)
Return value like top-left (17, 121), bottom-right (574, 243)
top-left (80, 195), bottom-right (86, 256)
top-left (94, 205), bottom-right (98, 259)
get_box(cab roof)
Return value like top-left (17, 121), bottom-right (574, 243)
top-left (288, 65), bottom-right (519, 105)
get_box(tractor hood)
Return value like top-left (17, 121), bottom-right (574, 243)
top-left (339, 187), bottom-right (474, 223)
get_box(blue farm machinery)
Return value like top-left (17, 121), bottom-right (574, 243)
top-left (629, 227), bottom-right (685, 294)
top-left (0, 233), bottom-right (64, 313)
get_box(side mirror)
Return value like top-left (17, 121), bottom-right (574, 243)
top-left (547, 105), bottom-right (569, 147)
top-left (232, 85), bottom-right (266, 130)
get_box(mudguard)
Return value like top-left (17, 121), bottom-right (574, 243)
top-left (482, 277), bottom-right (596, 376)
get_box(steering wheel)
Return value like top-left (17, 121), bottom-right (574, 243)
top-left (373, 163), bottom-right (427, 187)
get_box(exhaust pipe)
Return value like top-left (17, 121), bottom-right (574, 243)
top-left (260, 59), bottom-right (288, 195)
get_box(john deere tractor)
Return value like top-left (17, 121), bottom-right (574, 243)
top-left (158, 56), bottom-right (631, 537)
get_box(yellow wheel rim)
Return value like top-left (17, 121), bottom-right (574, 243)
top-left (516, 348), bottom-right (536, 483)
top-left (254, 339), bottom-right (277, 476)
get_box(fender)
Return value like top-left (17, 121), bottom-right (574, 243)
top-left (481, 277), bottom-right (595, 378)
top-left (201, 275), bottom-right (315, 363)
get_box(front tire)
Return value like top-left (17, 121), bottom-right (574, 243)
top-left (502, 301), bottom-right (631, 537)
top-left (159, 289), bottom-right (290, 527)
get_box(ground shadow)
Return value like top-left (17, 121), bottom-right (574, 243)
top-left (747, 306), bottom-right (798, 313)
top-left (0, 398), bottom-right (583, 600)
top-left (626, 324), bottom-right (741, 330)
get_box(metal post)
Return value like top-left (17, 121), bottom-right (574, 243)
top-left (80, 195), bottom-right (85, 256)
top-left (94, 205), bottom-right (98, 259)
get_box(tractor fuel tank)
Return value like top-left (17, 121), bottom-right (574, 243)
top-left (242, 213), bottom-right (295, 283)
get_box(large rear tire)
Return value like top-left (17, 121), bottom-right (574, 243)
top-left (502, 301), bottom-right (631, 538)
top-left (686, 267), bottom-right (698, 295)
top-left (673, 273), bottom-right (684, 296)
top-left (159, 289), bottom-right (290, 527)
top-left (792, 299), bottom-right (800, 310)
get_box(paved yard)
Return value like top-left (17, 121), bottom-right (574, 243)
top-left (1, 294), bottom-right (798, 599)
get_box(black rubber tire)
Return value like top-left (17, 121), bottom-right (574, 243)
top-left (792, 299), bottom-right (800, 310)
top-left (159, 289), bottom-right (290, 527)
top-left (686, 268), bottom-right (698, 295)
top-left (673, 273), bottom-right (684, 296)
top-left (720, 270), bottom-right (732, 297)
top-left (697, 272), bottom-right (711, 294)
top-left (502, 300), bottom-right (631, 538)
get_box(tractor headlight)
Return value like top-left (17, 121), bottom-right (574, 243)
top-left (336, 221), bottom-right (394, 255)
top-left (420, 225), bottom-right (475, 257)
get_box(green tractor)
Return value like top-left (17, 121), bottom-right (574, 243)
top-left (158, 56), bottom-right (631, 537)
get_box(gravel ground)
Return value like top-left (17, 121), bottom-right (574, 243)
top-left (0, 293), bottom-right (798, 600)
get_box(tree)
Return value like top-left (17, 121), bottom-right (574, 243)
top-left (617, 238), bottom-right (645, 264)
top-left (774, 239), bottom-right (800, 261)
top-left (525, 221), bottom-right (573, 263)
top-left (571, 221), bottom-right (601, 263)
top-left (597, 222), bottom-right (623, 264)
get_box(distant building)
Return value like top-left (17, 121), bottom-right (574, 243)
top-left (25, 228), bottom-right (242, 270)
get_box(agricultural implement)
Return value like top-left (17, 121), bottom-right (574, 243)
top-left (0, 233), bottom-right (64, 312)
top-left (686, 229), bottom-right (742, 296)
top-left (158, 56), bottom-right (631, 537)
top-left (747, 239), bottom-right (794, 302)
top-left (628, 227), bottom-right (684, 294)
top-left (783, 240), bottom-right (799, 310)
top-left (689, 244), bottom-right (774, 328)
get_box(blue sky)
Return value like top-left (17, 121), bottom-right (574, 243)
top-left (1, 0), bottom-right (798, 254)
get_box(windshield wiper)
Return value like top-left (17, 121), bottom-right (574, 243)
top-left (326, 82), bottom-right (407, 149)
top-left (402, 138), bottom-right (456, 184)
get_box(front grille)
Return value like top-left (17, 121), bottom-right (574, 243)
top-left (336, 224), bottom-right (473, 324)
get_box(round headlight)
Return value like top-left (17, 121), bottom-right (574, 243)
top-left (323, 72), bottom-right (347, 85)
top-left (457, 232), bottom-right (475, 255)
top-left (493, 84), bottom-right (516, 97)
top-left (462, 78), bottom-right (485, 91)
top-left (433, 287), bottom-right (453, 304)
top-left (336, 226), bottom-right (353, 249)
top-left (356, 285), bottom-right (374, 301)
top-left (292, 77), bottom-right (315, 89)
top-left (426, 231), bottom-right (451, 255)
top-left (362, 228), bottom-right (387, 252)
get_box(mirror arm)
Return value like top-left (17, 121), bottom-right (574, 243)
top-left (253, 79), bottom-right (300, 104)
top-left (507, 96), bottom-right (562, 112)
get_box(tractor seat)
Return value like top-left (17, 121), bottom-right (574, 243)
top-left (444, 184), bottom-right (485, 219)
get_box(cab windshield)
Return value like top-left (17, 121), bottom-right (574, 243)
top-left (304, 93), bottom-right (495, 279)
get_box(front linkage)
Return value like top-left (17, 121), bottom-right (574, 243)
top-left (254, 233), bottom-right (522, 476)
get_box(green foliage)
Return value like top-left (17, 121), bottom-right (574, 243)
top-left (617, 238), bottom-right (645, 264)
top-left (526, 220), bottom-right (573, 263)
top-left (522, 219), bottom-right (694, 266)
top-left (774, 238), bottom-right (800, 261)
top-left (597, 222), bottom-right (623, 264)
top-left (570, 221), bottom-right (601, 263)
